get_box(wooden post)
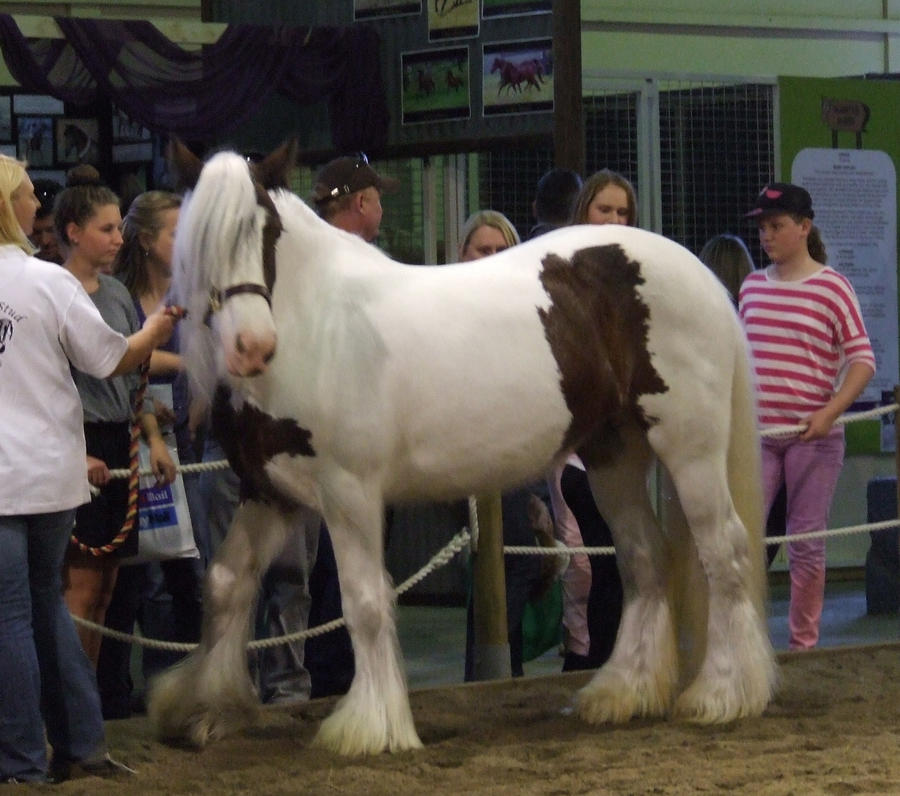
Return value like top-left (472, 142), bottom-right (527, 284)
top-left (894, 386), bottom-right (900, 574)
top-left (471, 492), bottom-right (511, 680)
top-left (553, 0), bottom-right (585, 175)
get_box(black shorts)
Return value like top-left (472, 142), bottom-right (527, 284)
top-left (72, 421), bottom-right (138, 558)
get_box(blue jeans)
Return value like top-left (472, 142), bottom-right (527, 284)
top-left (0, 511), bottom-right (106, 781)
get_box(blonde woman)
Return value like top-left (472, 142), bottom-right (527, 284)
top-left (458, 209), bottom-right (521, 260)
top-left (459, 209), bottom-right (558, 681)
top-left (0, 155), bottom-right (175, 783)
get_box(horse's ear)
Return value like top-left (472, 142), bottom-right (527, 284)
top-left (166, 138), bottom-right (204, 192)
top-left (253, 138), bottom-right (299, 191)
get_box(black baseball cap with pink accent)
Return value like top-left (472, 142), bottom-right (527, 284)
top-left (745, 182), bottom-right (815, 220)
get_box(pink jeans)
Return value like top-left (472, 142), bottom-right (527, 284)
top-left (761, 427), bottom-right (845, 650)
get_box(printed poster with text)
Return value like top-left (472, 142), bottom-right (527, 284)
top-left (792, 148), bottom-right (898, 448)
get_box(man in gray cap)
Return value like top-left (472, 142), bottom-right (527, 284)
top-left (311, 153), bottom-right (398, 243)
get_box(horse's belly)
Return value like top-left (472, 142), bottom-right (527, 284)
top-left (386, 407), bottom-right (570, 502)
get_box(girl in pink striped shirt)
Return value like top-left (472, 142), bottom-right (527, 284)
top-left (739, 182), bottom-right (875, 650)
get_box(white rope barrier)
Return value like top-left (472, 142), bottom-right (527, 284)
top-left (75, 514), bottom-right (899, 650)
top-left (81, 401), bottom-right (898, 651)
top-left (71, 528), bottom-right (473, 653)
top-left (759, 402), bottom-right (896, 438)
top-left (108, 403), bottom-right (899, 478)
top-left (505, 517), bottom-right (900, 556)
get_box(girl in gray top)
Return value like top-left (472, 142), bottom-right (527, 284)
top-left (56, 165), bottom-right (176, 669)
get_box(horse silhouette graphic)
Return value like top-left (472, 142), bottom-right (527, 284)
top-left (821, 98), bottom-right (870, 149)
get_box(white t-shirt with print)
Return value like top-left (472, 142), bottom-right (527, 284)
top-left (0, 245), bottom-right (128, 514)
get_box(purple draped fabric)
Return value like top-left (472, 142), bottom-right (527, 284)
top-left (0, 15), bottom-right (388, 150)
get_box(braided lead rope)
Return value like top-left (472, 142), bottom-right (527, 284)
top-left (70, 359), bottom-right (150, 556)
top-left (760, 402), bottom-right (897, 439)
top-left (70, 528), bottom-right (473, 653)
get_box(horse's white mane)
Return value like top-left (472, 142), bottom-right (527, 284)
top-left (172, 151), bottom-right (265, 408)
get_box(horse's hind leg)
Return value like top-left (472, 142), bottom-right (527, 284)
top-left (313, 478), bottom-right (421, 755)
top-left (149, 500), bottom-right (304, 746)
top-left (576, 427), bottom-right (678, 724)
top-left (665, 454), bottom-right (776, 723)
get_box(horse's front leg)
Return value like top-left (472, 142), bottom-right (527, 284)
top-left (576, 430), bottom-right (678, 724)
top-left (312, 475), bottom-right (422, 755)
top-left (148, 500), bottom-right (299, 747)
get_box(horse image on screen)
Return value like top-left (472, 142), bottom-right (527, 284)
top-left (148, 140), bottom-right (778, 756)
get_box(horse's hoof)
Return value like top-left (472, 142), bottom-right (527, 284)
top-left (673, 675), bottom-right (774, 725)
top-left (575, 667), bottom-right (671, 725)
top-left (312, 702), bottom-right (423, 756)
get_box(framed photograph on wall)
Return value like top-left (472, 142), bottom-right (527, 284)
top-left (482, 38), bottom-right (553, 116)
top-left (56, 118), bottom-right (99, 166)
top-left (428, 0), bottom-right (479, 41)
top-left (16, 116), bottom-right (54, 166)
top-left (401, 47), bottom-right (471, 125)
top-left (13, 94), bottom-right (64, 116)
top-left (28, 168), bottom-right (66, 186)
top-left (354, 0), bottom-right (421, 20)
top-left (0, 96), bottom-right (11, 141)
top-left (113, 142), bottom-right (154, 163)
top-left (482, 0), bottom-right (551, 18)
top-left (113, 107), bottom-right (151, 143)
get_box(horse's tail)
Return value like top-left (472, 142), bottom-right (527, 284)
top-left (727, 328), bottom-right (767, 621)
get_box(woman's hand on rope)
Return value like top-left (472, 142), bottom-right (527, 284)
top-left (148, 435), bottom-right (177, 486)
top-left (86, 455), bottom-right (110, 487)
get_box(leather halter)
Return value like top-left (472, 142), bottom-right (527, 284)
top-left (204, 282), bottom-right (272, 326)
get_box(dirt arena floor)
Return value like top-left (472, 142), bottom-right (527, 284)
top-left (50, 643), bottom-right (899, 795)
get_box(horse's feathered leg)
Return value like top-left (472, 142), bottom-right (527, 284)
top-left (148, 500), bottom-right (304, 746)
top-left (312, 474), bottom-right (422, 755)
top-left (663, 357), bottom-right (776, 723)
top-left (662, 452), bottom-right (776, 722)
top-left (576, 426), bottom-right (678, 724)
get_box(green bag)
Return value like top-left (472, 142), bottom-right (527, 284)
top-left (521, 579), bottom-right (563, 663)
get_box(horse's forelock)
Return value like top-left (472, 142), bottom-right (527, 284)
top-left (172, 151), bottom-right (265, 401)
top-left (181, 153), bottom-right (259, 285)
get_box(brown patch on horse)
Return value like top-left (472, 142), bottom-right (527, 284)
top-left (248, 138), bottom-right (297, 294)
top-left (212, 386), bottom-right (315, 510)
top-left (253, 182), bottom-right (282, 295)
top-left (538, 244), bottom-right (669, 468)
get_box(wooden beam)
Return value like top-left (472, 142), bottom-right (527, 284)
top-left (8, 13), bottom-right (225, 44)
top-left (552, 0), bottom-right (584, 175)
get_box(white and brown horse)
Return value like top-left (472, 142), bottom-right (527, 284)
top-left (149, 140), bottom-right (777, 756)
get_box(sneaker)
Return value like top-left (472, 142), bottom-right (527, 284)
top-left (47, 754), bottom-right (136, 784)
top-left (81, 755), bottom-right (137, 778)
